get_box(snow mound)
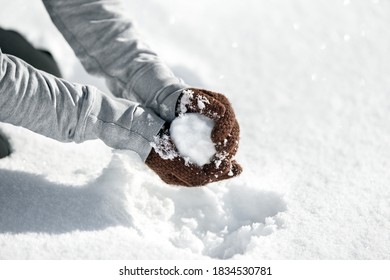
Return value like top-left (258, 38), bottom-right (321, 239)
top-left (116, 151), bottom-right (287, 259)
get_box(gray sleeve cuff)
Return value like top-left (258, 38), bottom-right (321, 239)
top-left (80, 87), bottom-right (165, 161)
top-left (155, 87), bottom-right (185, 122)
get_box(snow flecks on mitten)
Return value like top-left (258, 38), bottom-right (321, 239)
top-left (213, 151), bottom-right (228, 169)
top-left (178, 89), bottom-right (219, 119)
top-left (150, 131), bottom-right (179, 160)
top-left (196, 95), bottom-right (210, 111)
top-left (178, 89), bottom-right (194, 114)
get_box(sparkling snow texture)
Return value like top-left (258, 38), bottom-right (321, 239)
top-left (0, 0), bottom-right (390, 260)
top-left (170, 113), bottom-right (216, 166)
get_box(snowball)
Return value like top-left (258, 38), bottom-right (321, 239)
top-left (170, 113), bottom-right (216, 166)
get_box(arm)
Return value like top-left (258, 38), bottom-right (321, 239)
top-left (39, 0), bottom-right (243, 184)
top-left (42, 0), bottom-right (187, 122)
top-left (0, 50), bottom-right (164, 161)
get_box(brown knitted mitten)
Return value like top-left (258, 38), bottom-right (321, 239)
top-left (146, 88), bottom-right (242, 187)
top-left (145, 127), bottom-right (241, 186)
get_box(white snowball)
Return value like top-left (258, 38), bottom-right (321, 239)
top-left (170, 113), bottom-right (216, 166)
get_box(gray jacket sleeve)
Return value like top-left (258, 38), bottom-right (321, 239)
top-left (42, 0), bottom-right (188, 122)
top-left (0, 50), bottom-right (164, 161)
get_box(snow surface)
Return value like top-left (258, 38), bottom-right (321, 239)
top-left (1, 0), bottom-right (390, 259)
top-left (170, 113), bottom-right (216, 166)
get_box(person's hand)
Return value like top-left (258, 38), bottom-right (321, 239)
top-left (145, 126), bottom-right (242, 186)
top-left (146, 88), bottom-right (242, 187)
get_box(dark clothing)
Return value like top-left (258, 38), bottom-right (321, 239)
top-left (0, 132), bottom-right (10, 158)
top-left (0, 28), bottom-right (62, 77)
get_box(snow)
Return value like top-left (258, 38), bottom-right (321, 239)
top-left (170, 113), bottom-right (216, 166)
top-left (150, 132), bottom-right (179, 161)
top-left (177, 89), bottom-right (211, 114)
top-left (1, 0), bottom-right (390, 259)
top-left (178, 89), bottom-right (193, 114)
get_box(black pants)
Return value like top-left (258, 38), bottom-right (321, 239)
top-left (0, 28), bottom-right (62, 77)
top-left (0, 28), bottom-right (62, 158)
